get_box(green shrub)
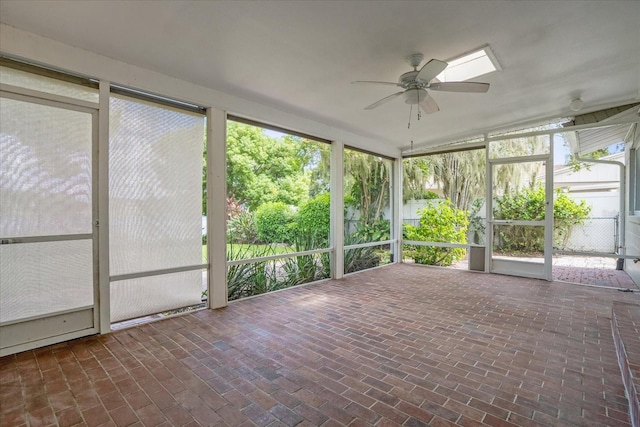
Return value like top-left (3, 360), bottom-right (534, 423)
top-left (343, 233), bottom-right (381, 273)
top-left (404, 200), bottom-right (468, 266)
top-left (227, 210), bottom-right (258, 244)
top-left (420, 190), bottom-right (440, 200)
top-left (226, 244), bottom-right (329, 301)
top-left (493, 187), bottom-right (591, 253)
top-left (255, 202), bottom-right (294, 244)
top-left (353, 219), bottom-right (390, 242)
top-left (294, 193), bottom-right (330, 248)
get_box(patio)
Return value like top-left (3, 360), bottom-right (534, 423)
top-left (2, 264), bottom-right (638, 427)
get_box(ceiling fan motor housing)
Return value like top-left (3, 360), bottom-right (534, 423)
top-left (399, 71), bottom-right (421, 87)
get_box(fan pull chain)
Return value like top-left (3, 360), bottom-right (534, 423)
top-left (408, 104), bottom-right (413, 129)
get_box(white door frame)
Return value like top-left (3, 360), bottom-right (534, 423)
top-left (0, 85), bottom-right (100, 356)
top-left (485, 150), bottom-right (554, 281)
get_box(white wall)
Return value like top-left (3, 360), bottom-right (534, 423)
top-left (567, 191), bottom-right (620, 217)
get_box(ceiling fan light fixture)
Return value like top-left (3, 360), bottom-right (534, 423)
top-left (404, 88), bottom-right (425, 105)
top-left (569, 98), bottom-right (584, 112)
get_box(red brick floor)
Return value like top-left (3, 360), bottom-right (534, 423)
top-left (2, 264), bottom-right (639, 427)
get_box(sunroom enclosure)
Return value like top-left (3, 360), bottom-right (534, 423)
top-left (1, 54), bottom-right (639, 356)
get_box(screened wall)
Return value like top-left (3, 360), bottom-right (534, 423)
top-left (343, 148), bottom-right (394, 274)
top-left (0, 56), bottom-right (401, 355)
top-left (402, 149), bottom-right (486, 269)
top-left (0, 63), bottom-right (99, 355)
top-left (109, 94), bottom-right (206, 322)
top-left (225, 119), bottom-right (332, 300)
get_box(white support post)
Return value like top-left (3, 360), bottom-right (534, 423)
top-left (392, 158), bottom-right (403, 263)
top-left (544, 135), bottom-right (554, 281)
top-left (207, 108), bottom-right (228, 308)
top-left (97, 80), bottom-right (111, 333)
top-left (484, 135), bottom-right (491, 273)
top-left (331, 140), bottom-right (344, 279)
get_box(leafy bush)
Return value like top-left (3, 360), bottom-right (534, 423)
top-left (493, 186), bottom-right (591, 253)
top-left (293, 193), bottom-right (330, 247)
top-left (227, 244), bottom-right (275, 300)
top-left (352, 219), bottom-right (390, 242)
top-left (227, 210), bottom-right (258, 244)
top-left (255, 202), bottom-right (294, 244)
top-left (404, 200), bottom-right (468, 266)
top-left (420, 190), bottom-right (440, 200)
top-left (344, 234), bottom-right (381, 273)
top-left (226, 244), bottom-right (328, 301)
top-left (467, 198), bottom-right (485, 245)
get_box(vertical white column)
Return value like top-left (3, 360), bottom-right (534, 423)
top-left (97, 80), bottom-right (111, 333)
top-left (484, 136), bottom-right (491, 273)
top-left (544, 133), bottom-right (554, 281)
top-left (207, 108), bottom-right (228, 308)
top-left (331, 140), bottom-right (344, 279)
top-left (392, 158), bottom-right (403, 263)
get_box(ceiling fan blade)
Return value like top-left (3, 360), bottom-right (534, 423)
top-left (429, 82), bottom-right (490, 93)
top-left (352, 80), bottom-right (400, 87)
top-left (364, 91), bottom-right (405, 110)
top-left (416, 59), bottom-right (448, 82)
top-left (418, 92), bottom-right (439, 114)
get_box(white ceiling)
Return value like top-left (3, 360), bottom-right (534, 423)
top-left (1, 1), bottom-right (639, 155)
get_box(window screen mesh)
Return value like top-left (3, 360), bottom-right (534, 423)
top-left (0, 97), bottom-right (93, 237)
top-left (0, 65), bottom-right (98, 102)
top-left (109, 95), bottom-right (205, 321)
top-left (110, 271), bottom-right (203, 323)
top-left (0, 240), bottom-right (93, 324)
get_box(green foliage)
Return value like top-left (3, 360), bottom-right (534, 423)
top-left (343, 234), bottom-right (381, 273)
top-left (353, 220), bottom-right (390, 242)
top-left (344, 150), bottom-right (390, 225)
top-left (421, 191), bottom-right (440, 200)
top-left (493, 186), bottom-right (591, 252)
top-left (403, 157), bottom-right (431, 202)
top-left (226, 121), bottom-right (311, 210)
top-left (431, 149), bottom-right (486, 211)
top-left (226, 245), bottom-right (277, 300)
top-left (404, 200), bottom-right (469, 266)
top-left (293, 193), bottom-right (330, 247)
top-left (226, 244), bottom-right (328, 301)
top-left (565, 147), bottom-right (609, 172)
top-left (255, 202), bottom-right (294, 244)
top-left (467, 198), bottom-right (486, 245)
top-left (227, 210), bottom-right (258, 244)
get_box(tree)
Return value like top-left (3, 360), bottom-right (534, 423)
top-left (344, 150), bottom-right (390, 226)
top-left (226, 121), bottom-right (311, 210)
top-left (565, 148), bottom-right (609, 172)
top-left (402, 157), bottom-right (432, 202)
top-left (431, 149), bottom-right (485, 211)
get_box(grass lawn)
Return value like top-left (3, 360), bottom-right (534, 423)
top-left (202, 243), bottom-right (294, 263)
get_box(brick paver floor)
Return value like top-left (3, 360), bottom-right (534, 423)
top-left (552, 256), bottom-right (638, 290)
top-left (451, 255), bottom-right (639, 290)
top-left (1, 264), bottom-right (639, 427)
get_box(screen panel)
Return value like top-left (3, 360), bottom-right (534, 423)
top-left (109, 94), bottom-right (205, 321)
top-left (110, 271), bottom-right (202, 323)
top-left (0, 65), bottom-right (98, 102)
top-left (0, 97), bottom-right (93, 237)
top-left (0, 240), bottom-right (93, 324)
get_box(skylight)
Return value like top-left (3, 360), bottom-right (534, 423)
top-left (436, 46), bottom-right (500, 82)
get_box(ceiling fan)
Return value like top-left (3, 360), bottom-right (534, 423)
top-left (353, 53), bottom-right (490, 114)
